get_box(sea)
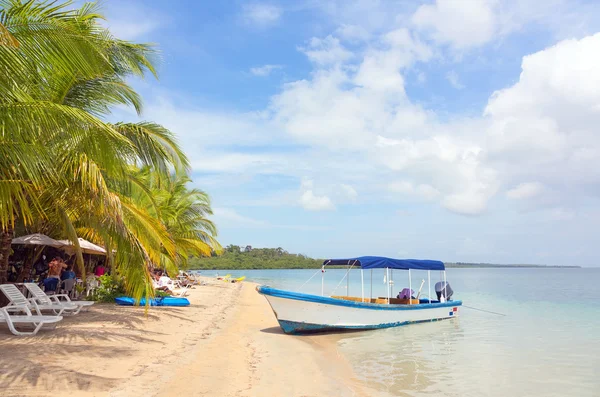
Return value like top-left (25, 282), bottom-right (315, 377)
top-left (200, 268), bottom-right (600, 396)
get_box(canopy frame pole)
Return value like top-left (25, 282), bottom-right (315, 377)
top-left (347, 265), bottom-right (350, 296)
top-left (361, 269), bottom-right (364, 302)
top-left (428, 270), bottom-right (431, 304)
top-left (390, 269), bottom-right (393, 301)
top-left (386, 268), bottom-right (390, 304)
top-left (408, 269), bottom-right (412, 305)
top-left (443, 270), bottom-right (447, 301)
top-left (370, 269), bottom-right (373, 301)
top-left (321, 266), bottom-right (324, 297)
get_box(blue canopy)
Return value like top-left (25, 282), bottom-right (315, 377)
top-left (323, 256), bottom-right (445, 271)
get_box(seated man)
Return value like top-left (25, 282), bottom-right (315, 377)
top-left (434, 281), bottom-right (454, 302)
top-left (47, 257), bottom-right (67, 279)
top-left (61, 265), bottom-right (76, 281)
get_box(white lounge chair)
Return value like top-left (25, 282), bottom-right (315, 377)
top-left (0, 284), bottom-right (78, 316)
top-left (0, 306), bottom-right (62, 336)
top-left (24, 283), bottom-right (94, 314)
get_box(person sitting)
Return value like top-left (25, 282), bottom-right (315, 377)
top-left (397, 288), bottom-right (414, 300)
top-left (151, 272), bottom-right (173, 295)
top-left (42, 277), bottom-right (59, 293)
top-left (434, 281), bottom-right (454, 302)
top-left (61, 265), bottom-right (76, 281)
top-left (94, 263), bottom-right (106, 277)
top-left (47, 257), bottom-right (67, 279)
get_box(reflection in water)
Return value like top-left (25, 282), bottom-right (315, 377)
top-left (332, 319), bottom-right (464, 396)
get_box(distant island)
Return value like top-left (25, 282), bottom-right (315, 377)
top-left (187, 246), bottom-right (581, 270)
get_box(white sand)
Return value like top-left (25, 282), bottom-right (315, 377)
top-left (0, 279), bottom-right (374, 396)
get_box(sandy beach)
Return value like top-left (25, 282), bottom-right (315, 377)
top-left (0, 279), bottom-right (374, 397)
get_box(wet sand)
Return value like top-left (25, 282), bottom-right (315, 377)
top-left (0, 279), bottom-right (375, 396)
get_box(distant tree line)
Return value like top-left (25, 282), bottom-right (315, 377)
top-left (187, 245), bottom-right (324, 270)
top-left (187, 246), bottom-right (580, 270)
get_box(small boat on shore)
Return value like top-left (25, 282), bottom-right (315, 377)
top-left (257, 256), bottom-right (461, 334)
top-left (115, 296), bottom-right (190, 307)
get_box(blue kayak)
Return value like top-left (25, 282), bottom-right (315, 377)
top-left (115, 296), bottom-right (190, 307)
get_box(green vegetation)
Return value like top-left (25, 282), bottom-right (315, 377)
top-left (188, 245), bottom-right (323, 270)
top-left (0, 0), bottom-right (220, 300)
top-left (189, 246), bottom-right (581, 269)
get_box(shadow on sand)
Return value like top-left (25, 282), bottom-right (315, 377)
top-left (0, 303), bottom-right (189, 393)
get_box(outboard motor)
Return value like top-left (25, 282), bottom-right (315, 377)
top-left (434, 281), bottom-right (453, 301)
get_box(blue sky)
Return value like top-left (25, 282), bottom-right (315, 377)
top-left (101, 0), bottom-right (600, 266)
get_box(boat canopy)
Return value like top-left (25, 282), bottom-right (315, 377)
top-left (323, 256), bottom-right (445, 271)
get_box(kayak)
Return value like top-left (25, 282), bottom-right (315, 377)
top-left (114, 296), bottom-right (190, 307)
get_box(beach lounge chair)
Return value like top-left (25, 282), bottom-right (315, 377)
top-left (154, 278), bottom-right (190, 297)
top-left (24, 283), bottom-right (94, 314)
top-left (0, 307), bottom-right (62, 336)
top-left (0, 284), bottom-right (78, 316)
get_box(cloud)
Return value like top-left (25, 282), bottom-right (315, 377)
top-left (212, 208), bottom-right (268, 227)
top-left (241, 3), bottom-right (282, 27)
top-left (446, 70), bottom-right (464, 89)
top-left (412, 0), bottom-right (496, 49)
top-left (133, 13), bottom-right (600, 220)
top-left (340, 184), bottom-right (358, 200)
top-left (506, 182), bottom-right (544, 199)
top-left (299, 179), bottom-right (335, 211)
top-left (336, 24), bottom-right (371, 43)
top-left (389, 181), bottom-right (440, 201)
top-left (102, 2), bottom-right (162, 40)
top-left (299, 35), bottom-right (353, 65)
top-left (213, 207), bottom-right (333, 231)
top-left (250, 64), bottom-right (283, 76)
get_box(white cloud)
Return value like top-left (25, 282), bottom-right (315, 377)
top-left (506, 182), bottom-right (544, 199)
top-left (242, 3), bottom-right (282, 27)
top-left (250, 64), bottom-right (283, 76)
top-left (299, 36), bottom-right (353, 65)
top-left (340, 184), bottom-right (358, 200)
top-left (336, 24), bottom-right (371, 43)
top-left (135, 16), bottom-right (600, 220)
top-left (412, 0), bottom-right (496, 49)
top-left (299, 179), bottom-right (335, 211)
top-left (212, 208), bottom-right (268, 227)
top-left (299, 191), bottom-right (335, 211)
top-left (103, 2), bottom-right (162, 40)
top-left (106, 19), bottom-right (160, 40)
top-left (446, 70), bottom-right (465, 89)
top-left (389, 181), bottom-right (440, 201)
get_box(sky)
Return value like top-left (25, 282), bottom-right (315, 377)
top-left (100, 0), bottom-right (600, 266)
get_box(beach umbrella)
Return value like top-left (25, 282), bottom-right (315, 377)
top-left (58, 238), bottom-right (107, 256)
top-left (11, 233), bottom-right (65, 248)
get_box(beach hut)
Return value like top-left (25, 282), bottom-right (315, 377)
top-left (57, 238), bottom-right (107, 256)
top-left (11, 233), bottom-right (66, 248)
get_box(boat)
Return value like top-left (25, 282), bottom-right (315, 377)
top-left (115, 296), bottom-right (190, 307)
top-left (256, 256), bottom-right (462, 334)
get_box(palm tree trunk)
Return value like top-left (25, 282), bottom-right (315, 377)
top-left (0, 225), bottom-right (14, 284)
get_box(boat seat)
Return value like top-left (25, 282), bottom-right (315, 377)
top-left (330, 296), bottom-right (376, 303)
top-left (377, 297), bottom-right (421, 305)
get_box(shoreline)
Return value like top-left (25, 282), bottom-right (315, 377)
top-left (0, 278), bottom-right (376, 396)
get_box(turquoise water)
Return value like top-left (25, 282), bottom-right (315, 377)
top-left (202, 268), bottom-right (600, 396)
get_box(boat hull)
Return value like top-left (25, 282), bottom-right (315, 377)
top-left (257, 286), bottom-right (462, 334)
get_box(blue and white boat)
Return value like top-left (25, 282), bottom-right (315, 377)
top-left (257, 256), bottom-right (462, 334)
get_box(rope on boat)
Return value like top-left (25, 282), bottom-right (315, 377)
top-left (330, 263), bottom-right (355, 296)
top-left (296, 268), bottom-right (322, 292)
top-left (462, 305), bottom-right (506, 316)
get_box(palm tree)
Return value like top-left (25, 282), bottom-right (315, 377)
top-left (0, 1), bottom-right (219, 299)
